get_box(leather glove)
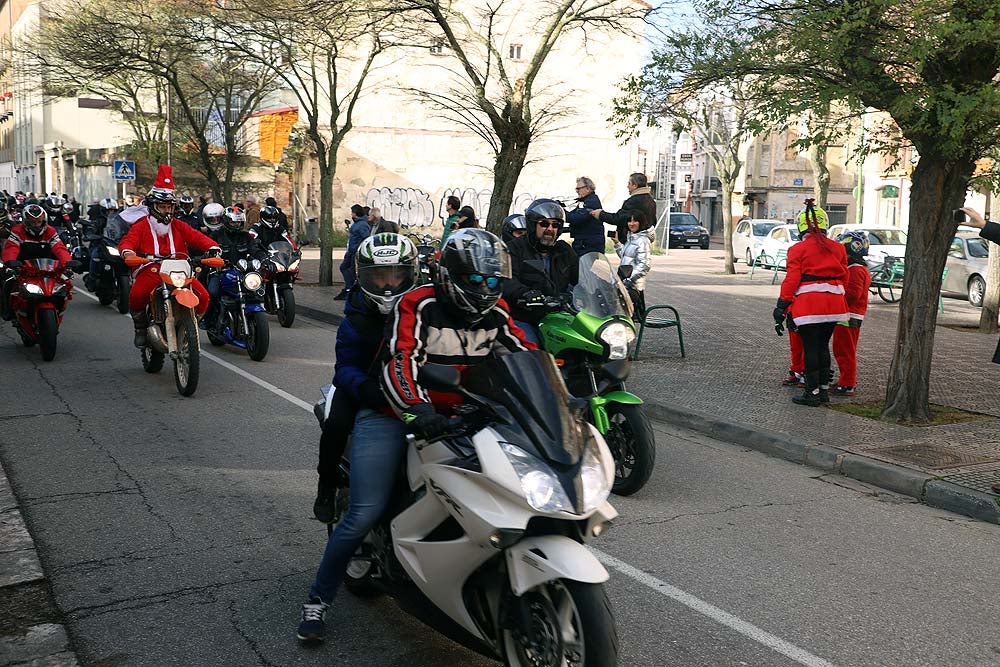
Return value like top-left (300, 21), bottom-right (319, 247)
top-left (520, 289), bottom-right (546, 307)
top-left (65, 260), bottom-right (82, 273)
top-left (358, 379), bottom-right (388, 409)
top-left (5, 259), bottom-right (22, 270)
top-left (402, 405), bottom-right (453, 439)
top-left (772, 298), bottom-right (792, 324)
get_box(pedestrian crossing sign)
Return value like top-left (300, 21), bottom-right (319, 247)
top-left (113, 160), bottom-right (136, 182)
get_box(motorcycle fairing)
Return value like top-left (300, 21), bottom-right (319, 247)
top-left (173, 288), bottom-right (199, 309)
top-left (505, 535), bottom-right (608, 596)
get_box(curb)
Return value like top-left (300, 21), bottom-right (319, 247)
top-left (296, 303), bottom-right (344, 326)
top-left (0, 461), bottom-right (80, 667)
top-left (643, 401), bottom-right (1000, 525)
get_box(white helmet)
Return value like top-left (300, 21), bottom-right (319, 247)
top-left (202, 203), bottom-right (225, 231)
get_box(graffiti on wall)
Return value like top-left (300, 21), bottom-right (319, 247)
top-left (365, 187), bottom-right (436, 228)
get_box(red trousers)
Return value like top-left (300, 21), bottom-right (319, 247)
top-left (129, 268), bottom-right (210, 315)
top-left (788, 330), bottom-right (804, 374)
top-left (832, 325), bottom-right (860, 387)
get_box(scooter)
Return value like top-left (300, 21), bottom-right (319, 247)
top-left (535, 252), bottom-right (656, 496)
top-left (314, 350), bottom-right (620, 667)
top-left (4, 259), bottom-right (75, 361)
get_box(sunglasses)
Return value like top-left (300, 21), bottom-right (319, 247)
top-left (537, 221), bottom-right (562, 229)
top-left (465, 273), bottom-right (501, 289)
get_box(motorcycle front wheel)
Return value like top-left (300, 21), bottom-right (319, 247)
top-left (501, 580), bottom-right (618, 667)
top-left (277, 289), bottom-right (295, 328)
top-left (116, 276), bottom-right (131, 315)
top-left (97, 287), bottom-right (115, 306)
top-left (246, 311), bottom-right (270, 361)
top-left (37, 310), bottom-right (58, 362)
top-left (605, 403), bottom-right (656, 496)
top-left (173, 315), bottom-right (200, 397)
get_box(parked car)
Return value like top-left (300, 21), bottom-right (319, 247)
top-left (733, 218), bottom-right (781, 264)
top-left (666, 213), bottom-right (710, 249)
top-left (749, 224), bottom-right (801, 264)
top-left (942, 232), bottom-right (989, 307)
top-left (828, 225), bottom-right (908, 267)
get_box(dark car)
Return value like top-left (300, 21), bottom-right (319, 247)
top-left (667, 213), bottom-right (710, 249)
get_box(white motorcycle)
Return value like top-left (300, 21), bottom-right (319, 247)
top-left (315, 350), bottom-right (621, 666)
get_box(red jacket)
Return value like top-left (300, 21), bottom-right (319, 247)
top-left (845, 262), bottom-right (871, 324)
top-left (120, 216), bottom-right (218, 260)
top-left (2, 224), bottom-right (71, 265)
top-left (779, 233), bottom-right (849, 326)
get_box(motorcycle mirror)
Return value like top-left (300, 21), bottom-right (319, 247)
top-left (601, 359), bottom-right (631, 383)
top-left (417, 364), bottom-right (462, 392)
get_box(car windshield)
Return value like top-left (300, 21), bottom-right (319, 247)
top-left (670, 214), bottom-right (699, 227)
top-left (867, 229), bottom-right (907, 245)
top-left (788, 228), bottom-right (801, 241)
top-left (967, 238), bottom-right (989, 258)
top-left (572, 253), bottom-right (633, 318)
top-left (752, 222), bottom-right (778, 236)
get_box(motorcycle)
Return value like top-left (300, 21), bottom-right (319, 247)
top-left (314, 350), bottom-right (620, 667)
top-left (4, 259), bottom-right (74, 361)
top-left (407, 233), bottom-right (440, 284)
top-left (83, 222), bottom-right (131, 314)
top-left (58, 217), bottom-right (90, 270)
top-left (126, 253), bottom-right (224, 396)
top-left (206, 257), bottom-right (270, 361)
top-left (261, 241), bottom-right (300, 328)
top-left (535, 252), bottom-right (656, 496)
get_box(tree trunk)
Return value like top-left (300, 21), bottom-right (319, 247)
top-left (809, 143), bottom-right (831, 208)
top-left (882, 155), bottom-right (974, 423)
top-left (317, 153), bottom-right (336, 287)
top-left (486, 132), bottom-right (530, 236)
top-left (721, 186), bottom-right (735, 274)
top-left (979, 191), bottom-right (998, 333)
top-left (223, 157), bottom-right (236, 206)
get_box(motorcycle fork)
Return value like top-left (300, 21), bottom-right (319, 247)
top-left (163, 298), bottom-right (178, 354)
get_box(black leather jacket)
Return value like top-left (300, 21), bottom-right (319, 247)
top-left (210, 228), bottom-right (265, 264)
top-left (502, 234), bottom-right (579, 324)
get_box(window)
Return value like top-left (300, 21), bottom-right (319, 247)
top-left (949, 239), bottom-right (965, 258)
top-left (736, 221), bottom-right (748, 235)
top-left (751, 222), bottom-right (777, 236)
top-left (773, 229), bottom-right (787, 242)
top-left (968, 239), bottom-right (988, 258)
top-left (509, 44), bottom-right (523, 60)
top-left (429, 41), bottom-right (445, 55)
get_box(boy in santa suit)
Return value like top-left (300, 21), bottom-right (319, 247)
top-left (831, 231), bottom-right (872, 396)
top-left (119, 166), bottom-right (220, 348)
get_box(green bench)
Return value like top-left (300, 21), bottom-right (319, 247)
top-left (748, 248), bottom-right (788, 285)
top-left (633, 305), bottom-right (685, 360)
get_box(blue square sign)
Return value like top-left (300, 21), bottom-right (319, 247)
top-left (114, 160), bottom-right (136, 182)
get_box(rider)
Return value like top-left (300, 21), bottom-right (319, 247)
top-left (500, 213), bottom-right (527, 245)
top-left (249, 205), bottom-right (298, 252)
top-left (502, 198), bottom-right (579, 345)
top-left (201, 202), bottom-right (225, 234)
top-left (0, 207), bottom-right (11, 242)
top-left (1, 204), bottom-right (79, 320)
top-left (204, 207), bottom-right (264, 331)
top-left (176, 195), bottom-right (201, 231)
top-left (296, 229), bottom-right (534, 643)
top-left (119, 165), bottom-right (220, 348)
top-left (41, 195), bottom-right (65, 228)
top-left (311, 233), bottom-right (419, 524)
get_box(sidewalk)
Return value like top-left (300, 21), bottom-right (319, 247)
top-left (293, 246), bottom-right (1000, 524)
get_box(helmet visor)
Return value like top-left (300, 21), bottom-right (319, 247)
top-left (358, 264), bottom-right (415, 299)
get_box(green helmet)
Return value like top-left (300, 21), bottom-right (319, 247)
top-left (355, 233), bottom-right (418, 314)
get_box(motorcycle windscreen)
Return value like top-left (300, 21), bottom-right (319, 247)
top-left (267, 241), bottom-right (295, 265)
top-left (572, 253), bottom-right (634, 319)
top-left (31, 258), bottom-right (60, 273)
top-left (461, 349), bottom-right (587, 467)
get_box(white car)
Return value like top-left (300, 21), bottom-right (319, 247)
top-left (828, 224), bottom-right (908, 266)
top-left (749, 224), bottom-right (801, 264)
top-left (733, 218), bottom-right (782, 264)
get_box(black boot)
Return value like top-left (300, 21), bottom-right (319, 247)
top-left (131, 310), bottom-right (149, 348)
top-left (792, 371), bottom-right (823, 407)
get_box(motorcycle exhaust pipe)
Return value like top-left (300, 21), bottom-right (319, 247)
top-left (146, 325), bottom-right (169, 354)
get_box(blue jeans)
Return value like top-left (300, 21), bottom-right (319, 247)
top-left (514, 320), bottom-right (541, 346)
top-left (339, 253), bottom-right (356, 291)
top-left (309, 409), bottom-right (408, 603)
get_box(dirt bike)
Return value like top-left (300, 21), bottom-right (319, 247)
top-left (126, 253), bottom-right (224, 396)
top-left (3, 258), bottom-right (74, 361)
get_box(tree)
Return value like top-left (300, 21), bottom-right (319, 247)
top-left (221, 0), bottom-right (389, 285)
top-left (624, 0), bottom-right (1000, 424)
top-left (401, 0), bottom-right (649, 234)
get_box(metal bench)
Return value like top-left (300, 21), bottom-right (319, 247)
top-left (633, 305), bottom-right (684, 360)
top-left (748, 248), bottom-right (788, 284)
top-left (869, 257), bottom-right (905, 303)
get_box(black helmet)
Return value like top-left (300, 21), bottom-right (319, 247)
top-left (223, 206), bottom-right (246, 232)
top-left (22, 204), bottom-right (47, 238)
top-left (438, 229), bottom-right (510, 323)
top-left (500, 214), bottom-right (527, 244)
top-left (178, 195), bottom-right (195, 215)
top-left (42, 194), bottom-right (63, 216)
top-left (524, 198), bottom-right (565, 249)
top-left (260, 206), bottom-right (280, 227)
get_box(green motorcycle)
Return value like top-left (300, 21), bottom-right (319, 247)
top-left (536, 252), bottom-right (656, 495)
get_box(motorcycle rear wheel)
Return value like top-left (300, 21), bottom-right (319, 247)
top-left (246, 311), bottom-right (270, 361)
top-left (38, 310), bottom-right (58, 362)
top-left (605, 403), bottom-right (656, 496)
top-left (173, 316), bottom-right (200, 397)
top-left (277, 289), bottom-right (295, 328)
top-left (141, 345), bottom-right (165, 373)
top-left (501, 580), bottom-right (618, 667)
top-left (116, 277), bottom-right (131, 315)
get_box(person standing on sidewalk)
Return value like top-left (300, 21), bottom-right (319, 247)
top-left (566, 176), bottom-right (604, 256)
top-left (613, 210), bottom-right (652, 319)
top-left (772, 200), bottom-right (848, 406)
top-left (336, 204), bottom-right (371, 300)
top-left (831, 231), bottom-right (872, 396)
top-left (440, 195), bottom-right (461, 245)
top-left (591, 172), bottom-right (658, 241)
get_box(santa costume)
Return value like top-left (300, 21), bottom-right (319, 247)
top-left (119, 165), bottom-right (219, 347)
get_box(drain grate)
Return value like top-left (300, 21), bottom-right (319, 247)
top-left (941, 466), bottom-right (1000, 494)
top-left (868, 443), bottom-right (1000, 471)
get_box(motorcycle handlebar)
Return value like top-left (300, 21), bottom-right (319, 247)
top-left (200, 256), bottom-right (225, 269)
top-left (124, 255), bottom-right (150, 268)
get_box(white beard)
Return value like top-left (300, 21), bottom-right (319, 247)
top-left (150, 219), bottom-right (172, 237)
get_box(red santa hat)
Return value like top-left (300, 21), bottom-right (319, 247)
top-left (152, 164), bottom-right (174, 192)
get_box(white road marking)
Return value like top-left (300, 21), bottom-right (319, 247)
top-left (75, 286), bottom-right (837, 667)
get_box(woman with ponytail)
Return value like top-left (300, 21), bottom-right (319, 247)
top-left (771, 200), bottom-right (849, 406)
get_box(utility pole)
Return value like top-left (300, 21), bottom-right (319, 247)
top-left (166, 86), bottom-right (172, 166)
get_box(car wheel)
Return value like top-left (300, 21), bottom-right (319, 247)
top-left (700, 240), bottom-right (710, 250)
top-left (968, 275), bottom-right (985, 307)
top-left (745, 249), bottom-right (754, 265)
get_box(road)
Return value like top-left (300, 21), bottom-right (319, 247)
top-left (2, 291), bottom-right (999, 667)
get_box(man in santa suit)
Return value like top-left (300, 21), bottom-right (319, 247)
top-left (119, 165), bottom-right (220, 348)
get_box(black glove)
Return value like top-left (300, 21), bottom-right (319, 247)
top-left (520, 290), bottom-right (546, 307)
top-left (402, 405), bottom-right (453, 439)
top-left (5, 259), bottom-right (22, 270)
top-left (358, 379), bottom-right (388, 409)
top-left (772, 298), bottom-right (792, 324)
top-left (65, 260), bottom-right (82, 273)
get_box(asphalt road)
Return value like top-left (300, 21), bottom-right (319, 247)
top-left (2, 290), bottom-right (1000, 667)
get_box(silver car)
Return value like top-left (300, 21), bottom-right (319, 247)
top-left (942, 232), bottom-right (989, 306)
top-left (733, 219), bottom-right (781, 264)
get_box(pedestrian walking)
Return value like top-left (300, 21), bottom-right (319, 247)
top-left (772, 200), bottom-right (848, 406)
top-left (566, 176), bottom-right (604, 255)
top-left (831, 231), bottom-right (872, 396)
top-left (613, 210), bottom-right (652, 319)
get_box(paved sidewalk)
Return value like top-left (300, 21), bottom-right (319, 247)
top-left (292, 246), bottom-right (1000, 524)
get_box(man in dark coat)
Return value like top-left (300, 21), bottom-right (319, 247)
top-left (592, 172), bottom-right (658, 241)
top-left (565, 176), bottom-right (604, 256)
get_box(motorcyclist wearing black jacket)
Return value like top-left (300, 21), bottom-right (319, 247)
top-left (249, 205), bottom-right (298, 252)
top-left (204, 207), bottom-right (265, 330)
top-left (502, 198), bottom-right (579, 345)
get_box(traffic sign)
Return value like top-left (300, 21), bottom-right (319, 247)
top-left (113, 160), bottom-right (136, 182)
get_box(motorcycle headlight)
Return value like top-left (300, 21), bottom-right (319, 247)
top-left (243, 272), bottom-right (263, 290)
top-left (251, 258), bottom-right (261, 270)
top-left (501, 442), bottom-right (572, 513)
top-left (579, 442), bottom-right (612, 513)
top-left (598, 321), bottom-right (636, 360)
top-left (106, 246), bottom-right (120, 257)
top-left (168, 271), bottom-right (188, 288)
top-left (288, 259), bottom-right (300, 271)
top-left (24, 283), bottom-right (43, 294)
